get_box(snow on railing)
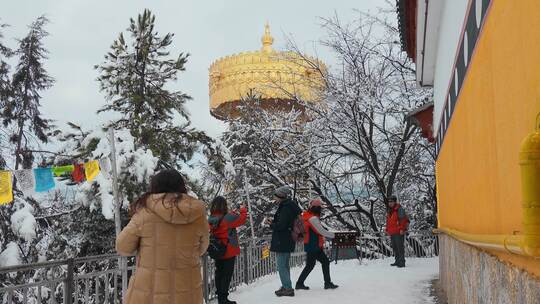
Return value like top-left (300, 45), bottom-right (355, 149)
top-left (0, 231), bottom-right (438, 304)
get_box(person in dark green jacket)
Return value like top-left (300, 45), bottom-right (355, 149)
top-left (267, 186), bottom-right (302, 297)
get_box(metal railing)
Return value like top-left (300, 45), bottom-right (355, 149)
top-left (0, 254), bottom-right (135, 304)
top-left (0, 231), bottom-right (438, 304)
top-left (357, 230), bottom-right (439, 260)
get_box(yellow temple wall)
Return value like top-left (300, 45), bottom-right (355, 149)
top-left (436, 0), bottom-right (540, 277)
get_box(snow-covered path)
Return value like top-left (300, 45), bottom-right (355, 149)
top-left (229, 258), bottom-right (439, 304)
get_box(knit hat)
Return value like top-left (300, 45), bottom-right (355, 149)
top-left (309, 199), bottom-right (322, 207)
top-left (273, 186), bottom-right (291, 199)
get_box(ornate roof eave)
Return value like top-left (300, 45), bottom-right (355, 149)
top-left (397, 0), bottom-right (417, 61)
top-left (406, 101), bottom-right (435, 142)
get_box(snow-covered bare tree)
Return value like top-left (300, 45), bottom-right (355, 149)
top-left (203, 93), bottom-right (315, 237)
top-left (283, 11), bottom-right (434, 234)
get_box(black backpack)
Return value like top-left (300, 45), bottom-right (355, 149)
top-left (207, 216), bottom-right (228, 259)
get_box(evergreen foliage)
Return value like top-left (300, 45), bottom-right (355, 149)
top-left (0, 20), bottom-right (11, 170)
top-left (95, 9), bottom-right (213, 168)
top-left (3, 16), bottom-right (54, 170)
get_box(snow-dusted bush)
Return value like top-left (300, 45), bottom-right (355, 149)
top-left (10, 199), bottom-right (37, 242)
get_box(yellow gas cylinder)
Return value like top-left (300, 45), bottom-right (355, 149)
top-left (519, 115), bottom-right (540, 256)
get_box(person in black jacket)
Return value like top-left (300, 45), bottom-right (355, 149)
top-left (267, 186), bottom-right (302, 297)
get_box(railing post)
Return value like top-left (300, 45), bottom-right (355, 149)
top-left (202, 255), bottom-right (209, 303)
top-left (121, 257), bottom-right (128, 297)
top-left (64, 258), bottom-right (74, 304)
top-left (243, 245), bottom-right (250, 285)
top-left (357, 234), bottom-right (362, 263)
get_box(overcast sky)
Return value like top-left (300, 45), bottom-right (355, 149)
top-left (3, 0), bottom-right (386, 138)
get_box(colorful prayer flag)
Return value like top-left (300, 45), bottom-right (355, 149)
top-left (52, 165), bottom-right (74, 177)
top-left (13, 170), bottom-right (35, 194)
top-left (262, 244), bottom-right (270, 259)
top-left (84, 160), bottom-right (100, 181)
top-left (98, 158), bottom-right (111, 179)
top-left (0, 171), bottom-right (13, 205)
top-left (34, 168), bottom-right (55, 192)
top-left (72, 164), bottom-right (85, 183)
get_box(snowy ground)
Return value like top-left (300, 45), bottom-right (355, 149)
top-left (229, 257), bottom-right (439, 304)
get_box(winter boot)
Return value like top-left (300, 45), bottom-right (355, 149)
top-left (324, 282), bottom-right (339, 290)
top-left (390, 262), bottom-right (398, 266)
top-left (274, 287), bottom-right (284, 296)
top-left (275, 288), bottom-right (295, 297)
top-left (295, 282), bottom-right (310, 290)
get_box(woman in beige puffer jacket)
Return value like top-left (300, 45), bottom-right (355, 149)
top-left (116, 169), bottom-right (209, 304)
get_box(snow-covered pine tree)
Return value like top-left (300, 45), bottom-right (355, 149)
top-left (24, 9), bottom-right (231, 259)
top-left (95, 9), bottom-right (223, 173)
top-left (0, 19), bottom-right (12, 170)
top-left (0, 21), bottom-right (12, 263)
top-left (0, 16), bottom-right (56, 268)
top-left (3, 16), bottom-right (54, 170)
top-left (45, 124), bottom-right (158, 256)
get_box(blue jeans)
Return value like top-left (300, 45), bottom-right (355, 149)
top-left (276, 252), bottom-right (292, 289)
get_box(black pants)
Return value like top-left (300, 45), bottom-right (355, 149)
top-left (215, 257), bottom-right (236, 301)
top-left (391, 234), bottom-right (406, 266)
top-left (296, 250), bottom-right (331, 285)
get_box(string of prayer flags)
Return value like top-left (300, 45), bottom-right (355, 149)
top-left (52, 165), bottom-right (74, 177)
top-left (0, 158), bottom-right (110, 206)
top-left (84, 160), bottom-right (100, 181)
top-left (13, 170), bottom-right (35, 194)
top-left (34, 168), bottom-right (55, 192)
top-left (72, 164), bottom-right (85, 183)
top-left (0, 171), bottom-right (13, 205)
top-left (98, 158), bottom-right (111, 179)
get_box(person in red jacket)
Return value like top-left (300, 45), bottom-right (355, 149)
top-left (209, 196), bottom-right (247, 304)
top-left (385, 195), bottom-right (409, 268)
top-left (295, 200), bottom-right (338, 290)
